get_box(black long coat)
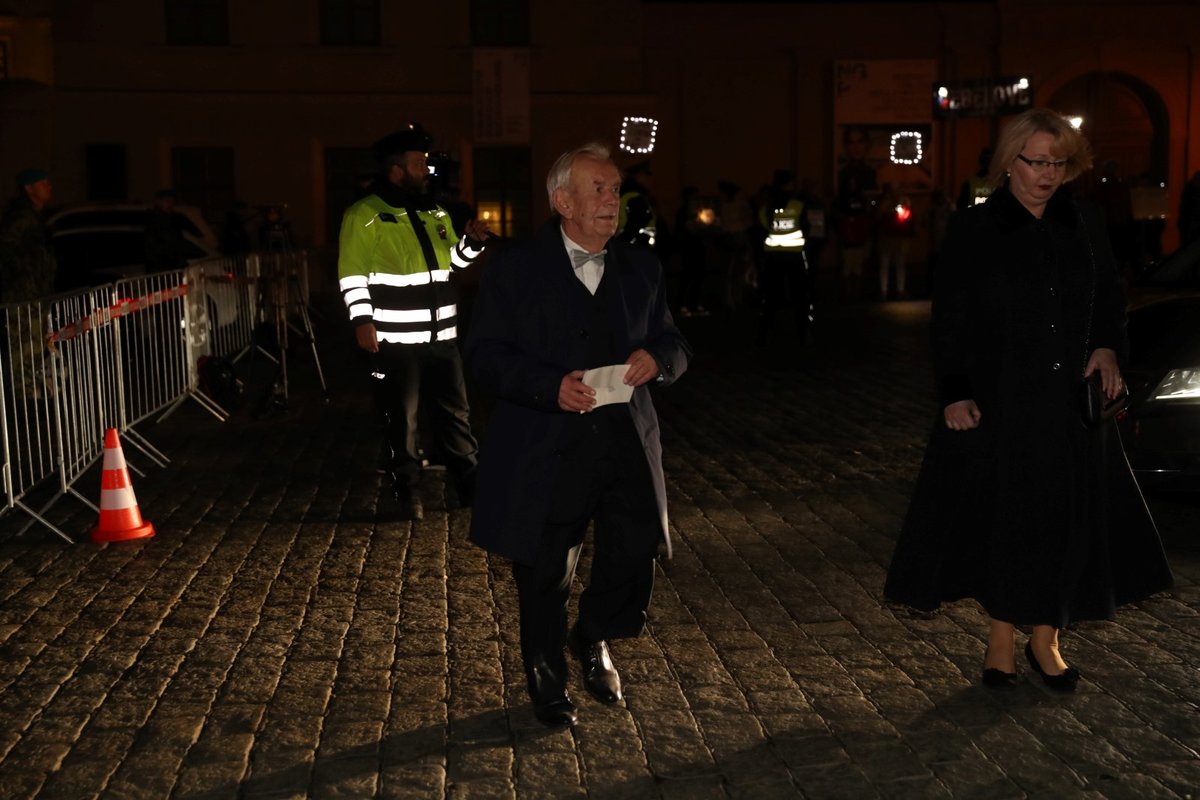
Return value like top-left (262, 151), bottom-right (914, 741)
top-left (884, 186), bottom-right (1173, 628)
top-left (465, 220), bottom-right (691, 566)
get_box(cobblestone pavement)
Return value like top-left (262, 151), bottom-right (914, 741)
top-left (0, 297), bottom-right (1196, 799)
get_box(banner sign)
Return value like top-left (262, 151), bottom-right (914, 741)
top-left (933, 76), bottom-right (1034, 118)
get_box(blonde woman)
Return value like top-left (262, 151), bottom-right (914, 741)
top-left (884, 109), bottom-right (1173, 692)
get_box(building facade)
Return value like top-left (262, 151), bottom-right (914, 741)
top-left (0, 0), bottom-right (1196, 282)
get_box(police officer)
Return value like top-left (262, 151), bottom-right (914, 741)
top-left (617, 161), bottom-right (658, 249)
top-left (337, 125), bottom-right (491, 519)
top-left (756, 169), bottom-right (811, 345)
top-left (958, 147), bottom-right (995, 209)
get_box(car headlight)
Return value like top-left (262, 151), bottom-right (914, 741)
top-left (1150, 368), bottom-right (1200, 401)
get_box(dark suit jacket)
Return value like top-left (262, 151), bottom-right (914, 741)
top-left (465, 219), bottom-right (691, 565)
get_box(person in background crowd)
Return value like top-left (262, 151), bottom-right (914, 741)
top-left (755, 169), bottom-right (812, 344)
top-left (673, 185), bottom-right (710, 317)
top-left (0, 167), bottom-right (57, 400)
top-left (617, 161), bottom-right (660, 251)
top-left (1178, 170), bottom-right (1200, 248)
top-left (0, 167), bottom-right (55, 304)
top-left (220, 200), bottom-right (253, 255)
top-left (1089, 159), bottom-right (1134, 281)
top-left (715, 180), bottom-right (753, 313)
top-left (957, 147), bottom-right (994, 210)
top-left (884, 108), bottom-right (1173, 694)
top-left (466, 142), bottom-right (690, 728)
top-left (796, 177), bottom-right (829, 275)
top-left (875, 182), bottom-right (915, 300)
top-left (925, 186), bottom-right (955, 294)
top-left (337, 124), bottom-right (491, 521)
top-left (836, 126), bottom-right (877, 301)
top-left (144, 188), bottom-right (200, 272)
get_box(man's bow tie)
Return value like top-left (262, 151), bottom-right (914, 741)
top-left (570, 249), bottom-right (606, 270)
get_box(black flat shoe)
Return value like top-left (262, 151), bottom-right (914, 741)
top-left (571, 625), bottom-right (623, 704)
top-left (1025, 642), bottom-right (1080, 692)
top-left (981, 667), bottom-right (1018, 690)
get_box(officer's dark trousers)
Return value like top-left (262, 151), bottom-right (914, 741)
top-left (512, 410), bottom-right (660, 678)
top-left (757, 250), bottom-right (812, 342)
top-left (373, 340), bottom-right (477, 491)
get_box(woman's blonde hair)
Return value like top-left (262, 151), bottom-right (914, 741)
top-left (988, 108), bottom-right (1094, 186)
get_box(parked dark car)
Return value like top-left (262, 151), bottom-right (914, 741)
top-left (1119, 268), bottom-right (1200, 489)
top-left (46, 203), bottom-right (220, 291)
top-left (46, 203), bottom-right (243, 332)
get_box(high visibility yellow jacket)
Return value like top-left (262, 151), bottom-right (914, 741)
top-left (337, 191), bottom-right (484, 345)
top-left (760, 198), bottom-right (807, 251)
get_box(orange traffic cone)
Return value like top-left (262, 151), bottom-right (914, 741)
top-left (91, 428), bottom-right (155, 543)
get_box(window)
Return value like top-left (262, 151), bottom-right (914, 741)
top-left (165, 0), bottom-right (229, 45)
top-left (85, 144), bottom-right (128, 201)
top-left (470, 0), bottom-right (529, 47)
top-left (320, 0), bottom-right (380, 46)
top-left (171, 147), bottom-right (235, 224)
top-left (474, 147), bottom-right (531, 239)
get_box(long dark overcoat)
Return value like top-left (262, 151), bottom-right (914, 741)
top-left (884, 186), bottom-right (1173, 628)
top-left (465, 220), bottom-right (691, 566)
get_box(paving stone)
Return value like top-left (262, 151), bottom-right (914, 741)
top-left (0, 301), bottom-right (1195, 798)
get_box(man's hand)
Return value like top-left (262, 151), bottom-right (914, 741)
top-left (355, 324), bottom-right (379, 353)
top-left (944, 399), bottom-right (981, 431)
top-left (623, 349), bottom-right (660, 387)
top-left (463, 218), bottom-right (492, 245)
top-left (559, 370), bottom-right (596, 413)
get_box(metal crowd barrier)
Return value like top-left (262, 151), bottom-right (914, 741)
top-left (0, 250), bottom-right (312, 543)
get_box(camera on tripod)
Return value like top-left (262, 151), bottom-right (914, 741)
top-left (258, 203), bottom-right (294, 253)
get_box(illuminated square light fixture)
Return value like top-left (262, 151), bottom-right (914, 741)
top-left (890, 131), bottom-right (924, 165)
top-left (620, 116), bottom-right (659, 154)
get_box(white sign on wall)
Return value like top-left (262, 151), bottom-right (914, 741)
top-left (834, 59), bottom-right (937, 125)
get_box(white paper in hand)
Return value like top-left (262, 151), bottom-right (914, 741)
top-left (581, 364), bottom-right (634, 407)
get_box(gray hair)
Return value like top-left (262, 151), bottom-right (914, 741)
top-left (546, 142), bottom-right (613, 209)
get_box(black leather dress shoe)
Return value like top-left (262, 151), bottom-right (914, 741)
top-left (391, 489), bottom-right (424, 521)
top-left (526, 658), bottom-right (577, 728)
top-left (1025, 642), bottom-right (1080, 692)
top-left (572, 626), bottom-right (622, 704)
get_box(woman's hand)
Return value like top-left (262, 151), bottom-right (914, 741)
top-left (944, 399), bottom-right (981, 431)
top-left (1083, 347), bottom-right (1124, 399)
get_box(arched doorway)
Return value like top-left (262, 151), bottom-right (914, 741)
top-left (1049, 72), bottom-right (1170, 266)
top-left (1048, 71), bottom-right (1168, 184)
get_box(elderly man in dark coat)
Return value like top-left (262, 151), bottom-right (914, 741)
top-left (466, 142), bottom-right (690, 728)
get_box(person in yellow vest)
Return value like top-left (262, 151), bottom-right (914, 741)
top-left (616, 161), bottom-right (658, 250)
top-left (958, 147), bottom-right (994, 208)
top-left (337, 125), bottom-right (492, 520)
top-left (755, 169), bottom-right (811, 345)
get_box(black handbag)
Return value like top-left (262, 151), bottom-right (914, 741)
top-left (1076, 207), bottom-right (1129, 428)
top-left (1079, 372), bottom-right (1128, 427)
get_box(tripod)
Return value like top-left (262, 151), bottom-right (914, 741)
top-left (251, 246), bottom-right (329, 413)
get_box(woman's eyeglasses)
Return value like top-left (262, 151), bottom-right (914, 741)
top-left (1016, 154), bottom-right (1069, 171)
